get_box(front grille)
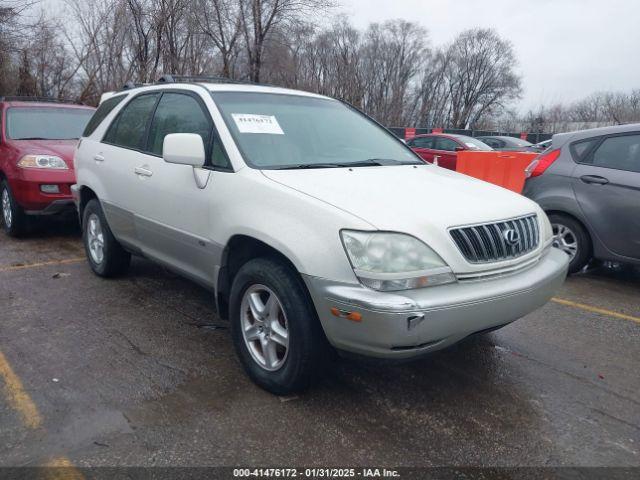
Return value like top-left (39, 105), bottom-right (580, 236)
top-left (450, 214), bottom-right (539, 263)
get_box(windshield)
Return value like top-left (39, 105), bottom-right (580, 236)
top-left (507, 137), bottom-right (533, 147)
top-left (451, 135), bottom-right (493, 151)
top-left (211, 92), bottom-right (422, 169)
top-left (6, 107), bottom-right (94, 140)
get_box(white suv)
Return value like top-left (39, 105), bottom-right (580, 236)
top-left (73, 78), bottom-right (569, 394)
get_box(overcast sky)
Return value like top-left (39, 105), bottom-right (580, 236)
top-left (337, 0), bottom-right (640, 112)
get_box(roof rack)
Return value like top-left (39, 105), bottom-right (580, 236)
top-left (117, 74), bottom-right (272, 92)
top-left (157, 74), bottom-right (244, 85)
top-left (0, 96), bottom-right (85, 105)
top-left (122, 81), bottom-right (146, 90)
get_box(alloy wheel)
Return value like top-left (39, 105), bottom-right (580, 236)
top-left (1, 188), bottom-right (12, 228)
top-left (240, 284), bottom-right (289, 371)
top-left (552, 223), bottom-right (578, 259)
top-left (87, 213), bottom-right (105, 264)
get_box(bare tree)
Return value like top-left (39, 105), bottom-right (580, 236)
top-left (443, 28), bottom-right (522, 129)
top-left (197, 0), bottom-right (241, 77)
top-left (239, 0), bottom-right (334, 83)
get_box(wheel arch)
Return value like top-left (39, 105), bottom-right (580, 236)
top-left (77, 186), bottom-right (98, 224)
top-left (216, 234), bottom-right (308, 321)
top-left (545, 209), bottom-right (594, 257)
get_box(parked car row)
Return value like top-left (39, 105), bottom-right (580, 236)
top-left (12, 79), bottom-right (637, 394)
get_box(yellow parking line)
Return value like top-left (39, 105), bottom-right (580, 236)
top-left (552, 297), bottom-right (640, 325)
top-left (0, 350), bottom-right (42, 429)
top-left (44, 456), bottom-right (85, 480)
top-left (0, 257), bottom-right (85, 273)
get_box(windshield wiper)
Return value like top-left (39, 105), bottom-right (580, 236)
top-left (276, 158), bottom-right (420, 170)
top-left (14, 137), bottom-right (48, 140)
top-left (277, 163), bottom-right (348, 170)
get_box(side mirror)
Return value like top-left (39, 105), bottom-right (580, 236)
top-left (455, 146), bottom-right (464, 152)
top-left (163, 133), bottom-right (205, 167)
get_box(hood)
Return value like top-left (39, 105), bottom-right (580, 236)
top-left (10, 139), bottom-right (78, 169)
top-left (262, 164), bottom-right (542, 266)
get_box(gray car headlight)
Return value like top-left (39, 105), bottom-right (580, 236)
top-left (340, 230), bottom-right (456, 291)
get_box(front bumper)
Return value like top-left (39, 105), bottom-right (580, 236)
top-left (9, 168), bottom-right (76, 213)
top-left (303, 248), bottom-right (569, 359)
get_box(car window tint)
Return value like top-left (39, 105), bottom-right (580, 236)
top-left (570, 138), bottom-right (599, 162)
top-left (591, 134), bottom-right (640, 173)
top-left (412, 137), bottom-right (434, 149)
top-left (83, 94), bottom-right (127, 137)
top-left (148, 93), bottom-right (212, 156)
top-left (435, 137), bottom-right (458, 151)
top-left (210, 139), bottom-right (231, 169)
top-left (104, 93), bottom-right (160, 150)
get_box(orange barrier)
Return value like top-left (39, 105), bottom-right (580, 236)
top-left (455, 151), bottom-right (538, 193)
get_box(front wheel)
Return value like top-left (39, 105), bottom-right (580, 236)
top-left (229, 257), bottom-right (327, 395)
top-left (82, 199), bottom-right (131, 277)
top-left (548, 213), bottom-right (591, 274)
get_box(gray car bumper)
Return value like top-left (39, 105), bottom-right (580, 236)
top-left (303, 248), bottom-right (569, 359)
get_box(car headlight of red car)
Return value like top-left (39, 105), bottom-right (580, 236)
top-left (17, 155), bottom-right (68, 170)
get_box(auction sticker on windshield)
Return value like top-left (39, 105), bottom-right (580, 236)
top-left (232, 114), bottom-right (284, 135)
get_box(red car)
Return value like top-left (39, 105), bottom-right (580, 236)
top-left (406, 133), bottom-right (493, 170)
top-left (0, 97), bottom-right (95, 236)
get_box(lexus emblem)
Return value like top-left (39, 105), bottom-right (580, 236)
top-left (503, 228), bottom-right (521, 246)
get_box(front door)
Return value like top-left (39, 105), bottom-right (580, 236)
top-left (134, 91), bottom-right (229, 287)
top-left (432, 137), bottom-right (460, 171)
top-left (572, 132), bottom-right (640, 260)
top-left (408, 136), bottom-right (436, 164)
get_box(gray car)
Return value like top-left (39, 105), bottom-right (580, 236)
top-left (476, 135), bottom-right (535, 152)
top-left (523, 123), bottom-right (640, 273)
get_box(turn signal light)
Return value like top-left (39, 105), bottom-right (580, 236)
top-left (525, 149), bottom-right (561, 178)
top-left (330, 307), bottom-right (362, 322)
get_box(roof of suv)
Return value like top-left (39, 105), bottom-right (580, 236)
top-left (100, 82), bottom-right (330, 105)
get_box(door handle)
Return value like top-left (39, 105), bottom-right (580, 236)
top-left (580, 175), bottom-right (609, 185)
top-left (134, 166), bottom-right (153, 177)
top-left (93, 154), bottom-right (105, 162)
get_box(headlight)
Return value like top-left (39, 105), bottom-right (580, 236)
top-left (17, 155), bottom-right (68, 170)
top-left (340, 230), bottom-right (456, 291)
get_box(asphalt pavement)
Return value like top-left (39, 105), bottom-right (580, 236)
top-left (0, 219), bottom-right (638, 472)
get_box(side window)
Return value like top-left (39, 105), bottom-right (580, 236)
top-left (413, 137), bottom-right (434, 149)
top-left (570, 138), bottom-right (599, 162)
top-left (83, 94), bottom-right (127, 137)
top-left (480, 138), bottom-right (496, 148)
top-left (589, 134), bottom-right (640, 173)
top-left (147, 93), bottom-right (212, 156)
top-left (435, 137), bottom-right (459, 151)
top-left (103, 93), bottom-right (160, 150)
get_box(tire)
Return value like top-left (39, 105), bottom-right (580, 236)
top-left (548, 213), bottom-right (591, 274)
top-left (82, 199), bottom-right (131, 277)
top-left (229, 257), bottom-right (326, 395)
top-left (1, 180), bottom-right (28, 237)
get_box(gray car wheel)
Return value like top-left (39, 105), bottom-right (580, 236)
top-left (548, 213), bottom-right (591, 274)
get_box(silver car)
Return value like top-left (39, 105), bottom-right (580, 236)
top-left (73, 78), bottom-right (568, 394)
top-left (523, 123), bottom-right (640, 273)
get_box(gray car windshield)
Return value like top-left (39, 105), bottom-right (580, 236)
top-left (211, 92), bottom-right (421, 169)
top-left (7, 107), bottom-right (94, 140)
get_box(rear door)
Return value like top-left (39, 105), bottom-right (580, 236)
top-left (572, 132), bottom-right (640, 260)
top-left (98, 92), bottom-right (161, 250)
